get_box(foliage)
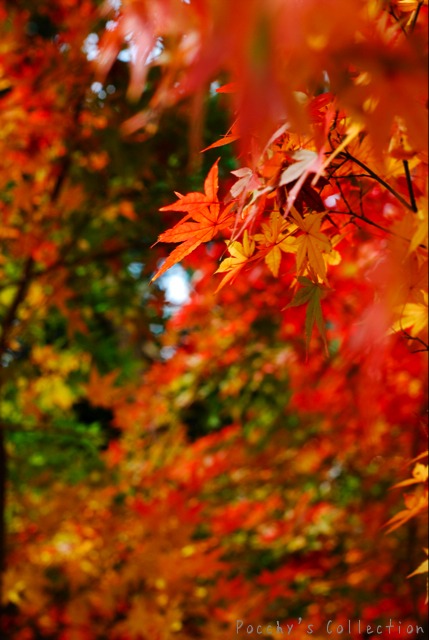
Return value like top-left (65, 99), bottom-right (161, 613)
top-left (0, 0), bottom-right (428, 639)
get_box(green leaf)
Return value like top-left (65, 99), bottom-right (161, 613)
top-left (287, 278), bottom-right (329, 354)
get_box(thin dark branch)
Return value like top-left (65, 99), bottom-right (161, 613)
top-left (341, 151), bottom-right (416, 212)
top-left (334, 179), bottom-right (354, 216)
top-left (0, 427), bottom-right (5, 614)
top-left (333, 173), bottom-right (373, 179)
top-left (0, 239), bottom-right (153, 293)
top-left (403, 160), bottom-right (418, 212)
top-left (358, 182), bottom-right (365, 219)
top-left (0, 100), bottom-right (85, 615)
top-left (330, 209), bottom-right (392, 237)
top-left (51, 155), bottom-right (72, 202)
top-left (333, 178), bottom-right (394, 236)
top-left (326, 157), bottom-right (349, 177)
top-left (410, 1), bottom-right (424, 33)
top-left (0, 125), bottom-right (79, 353)
top-left (48, 239), bottom-right (152, 273)
top-left (0, 257), bottom-right (35, 360)
top-left (400, 330), bottom-right (429, 351)
top-left (389, 7), bottom-right (409, 37)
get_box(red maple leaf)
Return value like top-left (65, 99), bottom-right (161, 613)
top-left (151, 160), bottom-right (234, 282)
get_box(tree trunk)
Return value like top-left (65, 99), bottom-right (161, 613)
top-left (0, 420), bottom-right (6, 633)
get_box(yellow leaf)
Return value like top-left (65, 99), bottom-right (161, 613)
top-left (321, 121), bottom-right (363, 174)
top-left (265, 245), bottom-right (282, 277)
top-left (409, 201), bottom-right (428, 254)
top-left (411, 451), bottom-right (429, 463)
top-left (254, 211), bottom-right (289, 244)
top-left (253, 211), bottom-right (298, 277)
top-left (215, 230), bottom-right (255, 290)
top-left (392, 291), bottom-right (428, 338)
top-left (408, 559), bottom-right (429, 579)
top-left (290, 210), bottom-right (331, 283)
top-left (385, 490), bottom-right (428, 533)
top-left (33, 375), bottom-right (75, 411)
top-left (411, 462), bottom-right (427, 482)
top-left (408, 549), bottom-right (429, 604)
top-left (399, 0), bottom-right (428, 9)
top-left (394, 463), bottom-right (429, 488)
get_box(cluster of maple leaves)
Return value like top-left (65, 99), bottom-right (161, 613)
top-left (0, 0), bottom-right (428, 639)
top-left (95, 0), bottom-right (427, 358)
top-left (147, 94), bottom-right (428, 355)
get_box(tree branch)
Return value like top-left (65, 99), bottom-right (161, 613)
top-left (0, 425), bottom-right (6, 620)
top-left (333, 178), bottom-right (394, 236)
top-left (0, 257), bottom-right (35, 361)
top-left (403, 160), bottom-right (418, 213)
top-left (410, 1), bottom-right (424, 33)
top-left (400, 331), bottom-right (429, 352)
top-left (0, 239), bottom-right (153, 293)
top-left (341, 152), bottom-right (417, 212)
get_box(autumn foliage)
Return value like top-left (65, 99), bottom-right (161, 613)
top-left (0, 1), bottom-right (428, 639)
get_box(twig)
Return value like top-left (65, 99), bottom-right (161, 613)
top-left (334, 179), bottom-right (354, 216)
top-left (330, 210), bottom-right (392, 237)
top-left (389, 7), bottom-right (409, 37)
top-left (401, 331), bottom-right (429, 352)
top-left (341, 151), bottom-right (417, 212)
top-left (0, 257), bottom-right (35, 360)
top-left (410, 1), bottom-right (424, 33)
top-left (333, 178), bottom-right (393, 236)
top-left (403, 160), bottom-right (418, 213)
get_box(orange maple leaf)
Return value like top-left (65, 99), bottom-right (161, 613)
top-left (85, 368), bottom-right (120, 408)
top-left (151, 160), bottom-right (234, 282)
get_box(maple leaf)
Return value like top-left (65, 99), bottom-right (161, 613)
top-left (278, 148), bottom-right (326, 215)
top-left (394, 462), bottom-right (428, 488)
top-left (280, 150), bottom-right (320, 186)
top-left (392, 291), bottom-right (428, 338)
top-left (287, 276), bottom-right (329, 353)
top-left (151, 160), bottom-right (234, 282)
top-left (411, 451), bottom-right (429, 463)
top-left (409, 201), bottom-right (428, 254)
top-left (384, 489), bottom-right (428, 533)
top-left (407, 549), bottom-right (429, 605)
top-left (85, 368), bottom-right (120, 408)
top-left (215, 230), bottom-right (256, 290)
top-left (202, 134), bottom-right (240, 151)
top-left (408, 556), bottom-right (429, 579)
top-left (290, 209), bottom-right (331, 283)
top-left (202, 119), bottom-right (240, 151)
top-left (230, 167), bottom-right (260, 199)
top-left (253, 211), bottom-right (297, 277)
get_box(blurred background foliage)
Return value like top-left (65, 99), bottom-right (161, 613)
top-left (0, 1), bottom-right (427, 639)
